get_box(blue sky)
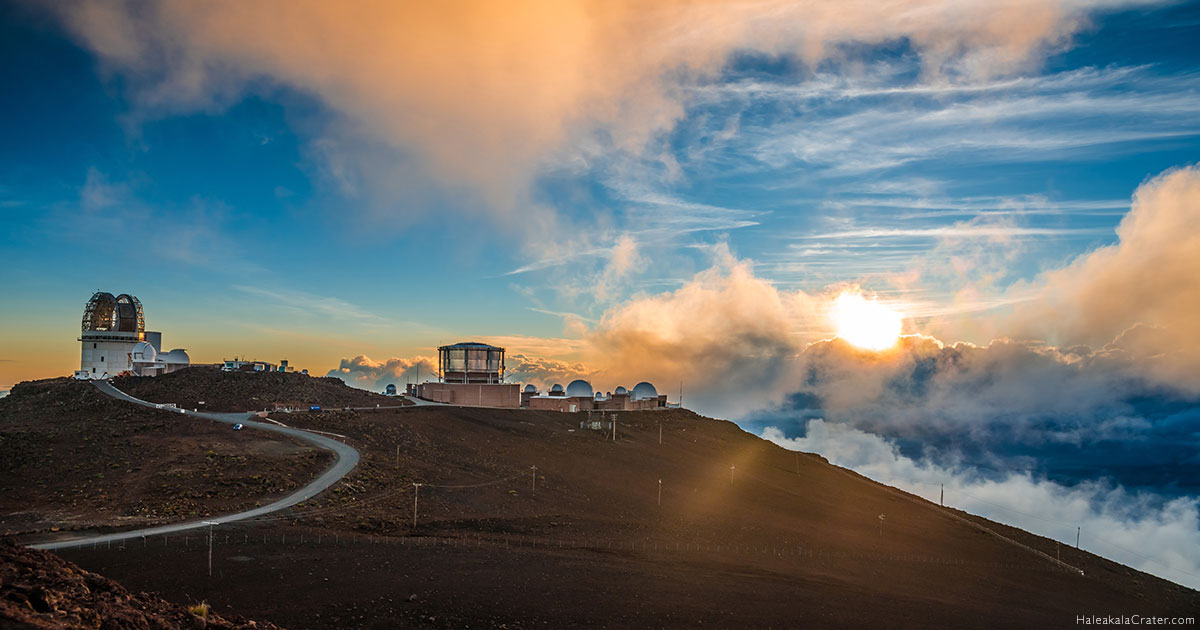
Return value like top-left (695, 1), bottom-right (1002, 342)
top-left (2, 3), bottom-right (1198, 393)
top-left (2, 0), bottom-right (1200, 586)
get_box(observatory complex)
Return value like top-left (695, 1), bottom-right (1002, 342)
top-left (76, 292), bottom-right (190, 379)
top-left (411, 341), bottom-right (669, 411)
top-left (414, 342), bottom-right (521, 407)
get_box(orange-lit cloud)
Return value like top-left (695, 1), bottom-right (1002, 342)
top-left (1010, 165), bottom-right (1200, 392)
top-left (54, 0), bottom-right (1122, 228)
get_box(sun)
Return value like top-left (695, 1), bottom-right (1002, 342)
top-left (829, 290), bottom-right (903, 351)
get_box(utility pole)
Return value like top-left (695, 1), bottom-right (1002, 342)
top-left (658, 422), bottom-right (662, 445)
top-left (940, 483), bottom-right (944, 507)
top-left (679, 381), bottom-right (683, 409)
top-left (730, 464), bottom-right (735, 485)
top-left (203, 521), bottom-right (218, 577)
top-left (613, 414), bottom-right (618, 441)
top-left (412, 483), bottom-right (423, 528)
top-left (658, 479), bottom-right (662, 507)
top-left (1076, 526), bottom-right (1080, 549)
top-left (531, 466), bottom-right (538, 493)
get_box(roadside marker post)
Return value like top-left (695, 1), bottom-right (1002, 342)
top-left (203, 521), bottom-right (219, 577)
top-left (412, 483), bottom-right (423, 528)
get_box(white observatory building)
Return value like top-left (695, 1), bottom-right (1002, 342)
top-left (77, 292), bottom-right (190, 379)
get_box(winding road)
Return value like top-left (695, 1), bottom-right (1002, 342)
top-left (29, 380), bottom-right (360, 551)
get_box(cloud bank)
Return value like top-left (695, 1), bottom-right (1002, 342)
top-left (1011, 165), bottom-right (1200, 393)
top-left (326, 355), bottom-right (436, 393)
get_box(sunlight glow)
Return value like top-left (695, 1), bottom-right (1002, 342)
top-left (830, 290), bottom-right (903, 351)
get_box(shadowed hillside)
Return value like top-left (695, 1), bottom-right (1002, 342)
top-left (0, 539), bottom-right (283, 629)
top-left (42, 372), bottom-right (1195, 628)
top-left (114, 366), bottom-right (407, 412)
top-left (0, 378), bottom-right (331, 538)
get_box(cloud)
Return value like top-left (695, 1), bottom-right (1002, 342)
top-left (761, 420), bottom-right (1200, 589)
top-left (232, 285), bottom-right (388, 326)
top-left (505, 354), bottom-right (597, 392)
top-left (694, 63), bottom-right (1200, 177)
top-left (579, 243), bottom-right (824, 414)
top-left (325, 355), bottom-right (437, 392)
top-left (799, 225), bottom-right (1107, 240)
top-left (593, 234), bottom-right (642, 301)
top-left (51, 0), bottom-right (1144, 225)
top-left (1010, 165), bottom-right (1200, 393)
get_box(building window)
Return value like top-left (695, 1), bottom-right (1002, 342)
top-left (100, 356), bottom-right (104, 362)
top-left (93, 343), bottom-right (97, 348)
top-left (91, 367), bottom-right (95, 373)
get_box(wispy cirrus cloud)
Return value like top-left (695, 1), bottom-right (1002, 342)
top-left (683, 64), bottom-right (1200, 179)
top-left (796, 225), bottom-right (1108, 240)
top-left (231, 285), bottom-right (390, 327)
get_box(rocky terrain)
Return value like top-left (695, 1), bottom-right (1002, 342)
top-left (6, 371), bottom-right (1197, 628)
top-left (114, 367), bottom-right (406, 413)
top-left (0, 378), bottom-right (331, 538)
top-left (62, 402), bottom-right (1200, 628)
top-left (1, 539), bottom-right (282, 629)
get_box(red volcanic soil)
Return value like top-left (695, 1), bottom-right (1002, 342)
top-left (0, 378), bottom-right (331, 538)
top-left (0, 539), bottom-right (282, 629)
top-left (51, 402), bottom-right (1199, 629)
top-left (113, 366), bottom-right (409, 413)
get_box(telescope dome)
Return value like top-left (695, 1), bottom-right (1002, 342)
top-left (82, 292), bottom-right (144, 334)
top-left (631, 382), bottom-right (658, 401)
top-left (131, 341), bottom-right (156, 363)
top-left (565, 379), bottom-right (593, 398)
top-left (161, 349), bottom-right (190, 364)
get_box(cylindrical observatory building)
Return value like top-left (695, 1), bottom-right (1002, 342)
top-left (415, 342), bottom-right (519, 407)
top-left (78, 291), bottom-right (190, 379)
top-left (437, 342), bottom-right (506, 384)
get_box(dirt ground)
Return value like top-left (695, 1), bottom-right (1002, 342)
top-left (0, 378), bottom-right (332, 538)
top-left (0, 539), bottom-right (280, 630)
top-left (54, 404), bottom-right (1199, 628)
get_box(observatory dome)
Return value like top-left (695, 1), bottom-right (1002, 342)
top-left (161, 349), bottom-right (190, 364)
top-left (614, 386), bottom-right (628, 395)
top-left (524, 384), bottom-right (537, 393)
top-left (550, 383), bottom-right (564, 394)
top-left (631, 381), bottom-right (658, 401)
top-left (82, 292), bottom-right (144, 334)
top-left (131, 341), bottom-right (157, 363)
top-left (565, 379), bottom-right (593, 398)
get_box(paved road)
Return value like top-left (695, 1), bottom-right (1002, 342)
top-left (29, 381), bottom-right (360, 551)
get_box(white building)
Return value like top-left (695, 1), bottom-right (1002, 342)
top-left (77, 292), bottom-right (190, 379)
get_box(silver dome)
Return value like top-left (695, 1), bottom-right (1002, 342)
top-left (631, 381), bottom-right (658, 401)
top-left (565, 379), bottom-right (593, 398)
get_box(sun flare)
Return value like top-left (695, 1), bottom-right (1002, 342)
top-left (829, 291), bottom-right (903, 351)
